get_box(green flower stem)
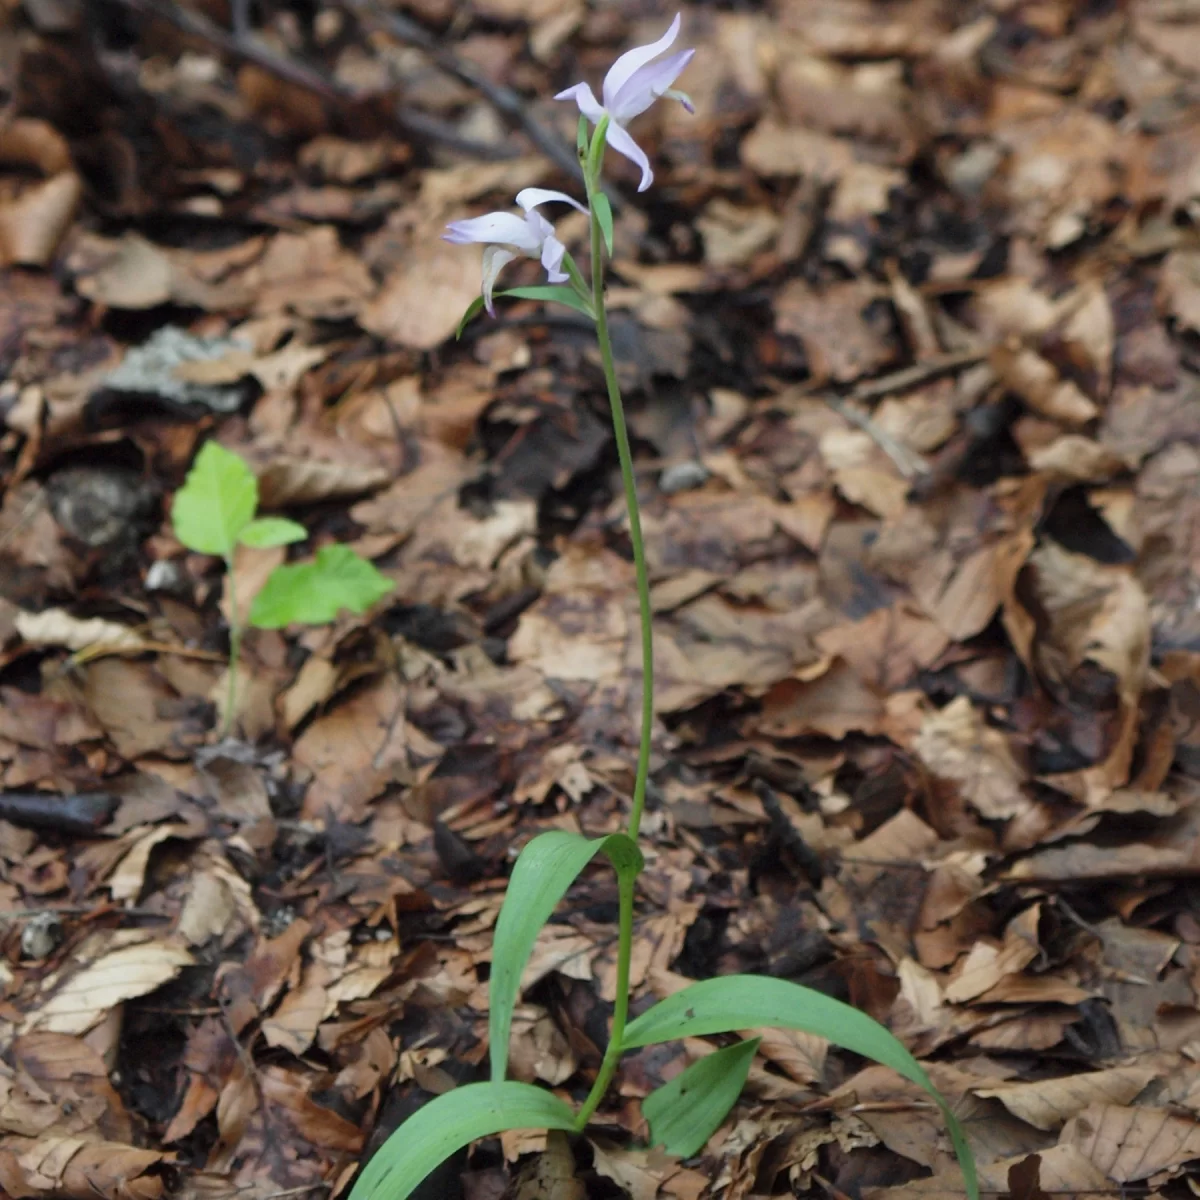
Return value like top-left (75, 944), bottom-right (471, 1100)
top-left (573, 866), bottom-right (636, 1130)
top-left (570, 125), bottom-right (655, 1128)
top-left (584, 147), bottom-right (654, 844)
top-left (223, 555), bottom-right (240, 738)
top-left (562, 253), bottom-right (594, 313)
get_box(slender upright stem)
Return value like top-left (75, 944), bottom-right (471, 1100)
top-left (223, 556), bottom-right (240, 738)
top-left (569, 136), bottom-right (657, 1127)
top-left (586, 178), bottom-right (655, 843)
top-left (573, 868), bottom-right (635, 1130)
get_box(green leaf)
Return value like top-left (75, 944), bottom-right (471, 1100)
top-left (172, 441), bottom-right (257, 558)
top-left (456, 295), bottom-right (487, 338)
top-left (623, 975), bottom-right (978, 1200)
top-left (456, 285), bottom-right (595, 338)
top-left (248, 544), bottom-right (394, 629)
top-left (238, 517), bottom-right (307, 549)
top-left (501, 285), bottom-right (594, 319)
top-left (577, 114), bottom-right (589, 159)
top-left (643, 1037), bottom-right (760, 1158)
top-left (348, 1081), bottom-right (576, 1200)
top-left (593, 193), bottom-right (614, 258)
top-left (490, 830), bottom-right (642, 1083)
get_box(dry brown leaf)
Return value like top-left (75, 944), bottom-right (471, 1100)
top-left (250, 226), bottom-right (374, 320)
top-left (82, 659), bottom-right (188, 760)
top-left (1159, 248), bottom-right (1200, 333)
top-left (1063, 1103), bottom-right (1200, 1182)
top-left (258, 1067), bottom-right (363, 1153)
top-left (69, 232), bottom-right (250, 311)
top-left (943, 904), bottom-right (1040, 1003)
top-left (819, 428), bottom-right (909, 518)
top-left (23, 933), bottom-right (194, 1035)
top-left (293, 673), bottom-right (438, 821)
top-left (361, 228), bottom-right (489, 349)
top-left (914, 696), bottom-right (1032, 821)
top-left (862, 1143), bottom-right (1109, 1200)
top-left (0, 172), bottom-right (81, 268)
top-left (975, 1065), bottom-right (1159, 1131)
top-left (0, 1137), bottom-right (169, 1200)
top-left (776, 280), bottom-right (897, 383)
top-left (991, 344), bottom-right (1098, 425)
top-left (1027, 436), bottom-right (1131, 482)
top-left (15, 608), bottom-right (144, 653)
top-left (257, 457), bottom-right (392, 507)
top-left (741, 119), bottom-right (857, 180)
top-left (758, 659), bottom-right (886, 739)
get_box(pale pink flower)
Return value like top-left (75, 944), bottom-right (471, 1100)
top-left (443, 188), bottom-right (588, 315)
top-left (556, 13), bottom-right (695, 192)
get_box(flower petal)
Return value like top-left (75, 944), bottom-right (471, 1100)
top-left (607, 48), bottom-right (695, 124)
top-left (554, 81), bottom-right (605, 123)
top-left (481, 245), bottom-right (518, 316)
top-left (540, 233), bottom-right (568, 283)
top-left (602, 120), bottom-right (654, 192)
top-left (517, 187), bottom-right (590, 216)
top-left (601, 13), bottom-right (680, 111)
top-left (444, 212), bottom-right (540, 251)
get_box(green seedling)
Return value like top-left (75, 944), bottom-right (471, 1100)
top-left (171, 441), bottom-right (393, 735)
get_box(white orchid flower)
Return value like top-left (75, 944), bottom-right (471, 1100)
top-left (555, 13), bottom-right (695, 192)
top-left (443, 188), bottom-right (588, 316)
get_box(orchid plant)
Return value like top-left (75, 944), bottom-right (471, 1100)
top-left (349, 17), bottom-right (978, 1200)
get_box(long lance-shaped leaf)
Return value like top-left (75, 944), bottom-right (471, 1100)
top-left (490, 830), bottom-right (641, 1082)
top-left (348, 1082), bottom-right (576, 1200)
top-left (623, 975), bottom-right (978, 1200)
top-left (643, 1037), bottom-right (760, 1157)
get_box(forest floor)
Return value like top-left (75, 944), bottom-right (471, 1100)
top-left (2, 1), bottom-right (1200, 1198)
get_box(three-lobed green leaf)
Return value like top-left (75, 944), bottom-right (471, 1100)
top-left (348, 1082), bottom-right (576, 1200)
top-left (248, 544), bottom-right (393, 628)
top-left (623, 975), bottom-right (978, 1200)
top-left (172, 440), bottom-right (258, 558)
top-left (489, 830), bottom-right (642, 1083)
top-left (643, 1037), bottom-right (760, 1158)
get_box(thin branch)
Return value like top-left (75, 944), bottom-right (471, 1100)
top-left (338, 0), bottom-right (614, 204)
top-left (111, 0), bottom-right (518, 162)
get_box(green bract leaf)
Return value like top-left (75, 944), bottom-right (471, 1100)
top-left (456, 286), bottom-right (595, 338)
top-left (490, 830), bottom-right (642, 1082)
top-left (348, 1082), bottom-right (576, 1200)
top-left (577, 113), bottom-right (589, 158)
top-left (172, 441), bottom-right (257, 558)
top-left (238, 516), bottom-right (307, 549)
top-left (623, 975), bottom-right (978, 1200)
top-left (456, 295), bottom-right (487, 338)
top-left (248, 545), bottom-right (393, 629)
top-left (593, 193), bottom-right (614, 258)
top-left (502, 285), bottom-right (594, 319)
top-left (643, 1037), bottom-right (760, 1158)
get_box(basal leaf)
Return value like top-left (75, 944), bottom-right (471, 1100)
top-left (643, 1037), bottom-right (760, 1158)
top-left (238, 516), bottom-right (307, 549)
top-left (593, 193), bottom-right (614, 258)
top-left (248, 544), bottom-right (393, 629)
top-left (172, 441), bottom-right (257, 558)
top-left (623, 975), bottom-right (978, 1200)
top-left (489, 830), bottom-right (642, 1083)
top-left (348, 1081), bottom-right (576, 1200)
